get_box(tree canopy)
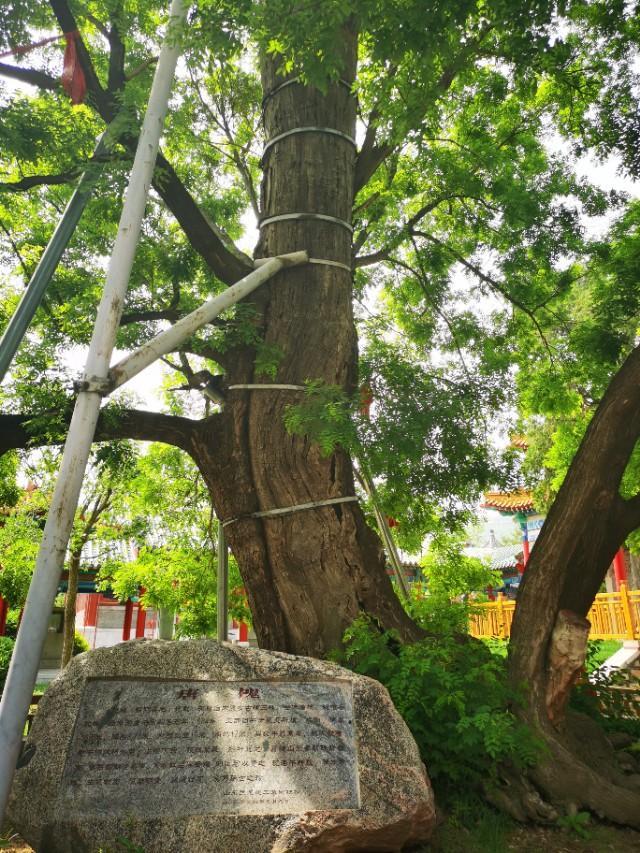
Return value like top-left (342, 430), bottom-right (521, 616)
top-left (1, 0), bottom-right (639, 554)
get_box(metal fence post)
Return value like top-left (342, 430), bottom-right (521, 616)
top-left (619, 582), bottom-right (636, 640)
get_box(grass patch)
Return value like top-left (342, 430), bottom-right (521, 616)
top-left (587, 640), bottom-right (623, 671)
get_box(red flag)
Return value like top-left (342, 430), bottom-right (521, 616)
top-left (61, 32), bottom-right (86, 105)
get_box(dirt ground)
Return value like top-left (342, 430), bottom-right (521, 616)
top-left (424, 821), bottom-right (640, 853)
top-left (3, 822), bottom-right (640, 852)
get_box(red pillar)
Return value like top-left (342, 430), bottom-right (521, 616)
top-left (0, 597), bottom-right (8, 636)
top-left (521, 536), bottom-right (530, 570)
top-left (122, 599), bottom-right (134, 641)
top-left (135, 588), bottom-right (146, 638)
top-left (613, 548), bottom-right (628, 591)
top-left (84, 592), bottom-right (100, 627)
top-left (239, 622), bottom-right (249, 643)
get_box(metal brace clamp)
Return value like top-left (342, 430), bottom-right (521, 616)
top-left (73, 374), bottom-right (113, 396)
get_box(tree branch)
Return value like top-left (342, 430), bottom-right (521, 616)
top-left (0, 169), bottom-right (81, 192)
top-left (119, 308), bottom-right (180, 326)
top-left (49, 0), bottom-right (112, 116)
top-left (618, 492), bottom-right (640, 540)
top-left (106, 3), bottom-right (126, 93)
top-left (0, 408), bottom-right (199, 456)
top-left (0, 62), bottom-right (60, 91)
top-left (412, 229), bottom-right (556, 362)
top-left (354, 105), bottom-right (394, 195)
top-left (125, 56), bottom-right (157, 82)
top-left (354, 193), bottom-right (462, 266)
top-left (149, 150), bottom-right (253, 283)
top-left (188, 66), bottom-right (261, 219)
top-left (14, 0), bottom-right (253, 285)
top-left (354, 23), bottom-right (494, 194)
top-left (0, 218), bottom-right (29, 279)
top-left (178, 344), bottom-right (230, 370)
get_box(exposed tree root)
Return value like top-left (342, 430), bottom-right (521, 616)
top-left (529, 711), bottom-right (640, 828)
top-left (484, 770), bottom-right (559, 824)
top-left (489, 709), bottom-right (640, 828)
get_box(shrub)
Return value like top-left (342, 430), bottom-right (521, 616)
top-left (335, 615), bottom-right (540, 804)
top-left (0, 636), bottom-right (15, 695)
top-left (405, 531), bottom-right (502, 635)
top-left (73, 631), bottom-right (90, 656)
top-left (571, 665), bottom-right (640, 739)
top-left (4, 609), bottom-right (20, 639)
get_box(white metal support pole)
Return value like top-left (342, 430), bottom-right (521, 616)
top-left (217, 519), bottom-right (229, 643)
top-left (108, 252), bottom-right (307, 391)
top-left (355, 463), bottom-right (410, 600)
top-left (0, 0), bottom-right (188, 822)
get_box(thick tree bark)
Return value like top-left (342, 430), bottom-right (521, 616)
top-left (191, 25), bottom-right (421, 656)
top-left (507, 344), bottom-right (640, 825)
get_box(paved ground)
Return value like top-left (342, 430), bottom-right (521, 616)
top-left (35, 669), bottom-right (59, 684)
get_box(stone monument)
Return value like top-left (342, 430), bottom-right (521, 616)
top-left (8, 639), bottom-right (436, 851)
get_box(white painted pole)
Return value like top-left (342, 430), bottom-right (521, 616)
top-left (0, 0), bottom-right (188, 822)
top-left (108, 251), bottom-right (308, 391)
top-left (217, 520), bottom-right (229, 643)
top-left (355, 463), bottom-right (410, 600)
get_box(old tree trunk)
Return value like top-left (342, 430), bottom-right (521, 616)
top-left (191, 28), bottom-right (420, 656)
top-left (499, 344), bottom-right (640, 826)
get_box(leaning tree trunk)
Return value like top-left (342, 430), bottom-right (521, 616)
top-left (191, 24), bottom-right (420, 656)
top-left (61, 551), bottom-right (80, 668)
top-left (503, 344), bottom-right (640, 826)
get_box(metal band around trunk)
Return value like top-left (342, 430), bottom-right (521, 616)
top-left (228, 384), bottom-right (306, 391)
top-left (222, 495), bottom-right (358, 527)
top-left (309, 258), bottom-right (352, 272)
top-left (253, 256), bottom-right (352, 273)
top-left (263, 126), bottom-right (356, 157)
top-left (259, 212), bottom-right (353, 233)
top-left (262, 76), bottom-right (353, 108)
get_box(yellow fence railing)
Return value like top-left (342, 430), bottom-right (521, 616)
top-left (469, 583), bottom-right (640, 641)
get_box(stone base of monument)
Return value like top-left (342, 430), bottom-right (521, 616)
top-left (9, 639), bottom-right (436, 852)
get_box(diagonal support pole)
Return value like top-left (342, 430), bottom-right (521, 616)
top-left (354, 462), bottom-right (410, 600)
top-left (0, 0), bottom-right (189, 822)
top-left (0, 132), bottom-right (108, 384)
top-left (108, 252), bottom-right (307, 392)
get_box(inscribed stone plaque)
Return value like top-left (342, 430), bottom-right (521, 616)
top-left (60, 678), bottom-right (359, 817)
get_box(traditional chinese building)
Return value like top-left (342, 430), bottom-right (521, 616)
top-left (480, 489), bottom-right (544, 570)
top-left (480, 447), bottom-right (631, 592)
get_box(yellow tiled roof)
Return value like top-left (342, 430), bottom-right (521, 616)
top-left (481, 490), bottom-right (535, 513)
top-left (510, 435), bottom-right (529, 450)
